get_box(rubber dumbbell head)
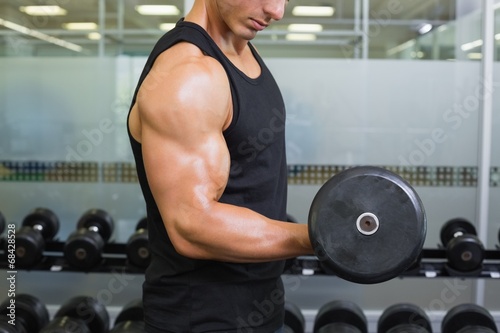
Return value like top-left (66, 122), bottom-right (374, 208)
top-left (64, 209), bottom-right (114, 269)
top-left (41, 296), bottom-right (110, 333)
top-left (284, 301), bottom-right (305, 333)
top-left (377, 303), bottom-right (432, 333)
top-left (308, 166), bottom-right (426, 284)
top-left (40, 317), bottom-right (91, 333)
top-left (16, 208), bottom-right (60, 268)
top-left (111, 299), bottom-right (145, 332)
top-left (442, 303), bottom-right (498, 333)
top-left (0, 294), bottom-right (50, 333)
top-left (440, 218), bottom-right (485, 272)
top-left (313, 300), bottom-right (367, 333)
top-left (126, 217), bottom-right (150, 268)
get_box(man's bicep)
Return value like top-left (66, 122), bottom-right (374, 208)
top-left (137, 58), bottom-right (232, 234)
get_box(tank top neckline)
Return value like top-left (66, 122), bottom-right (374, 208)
top-left (177, 19), bottom-right (264, 85)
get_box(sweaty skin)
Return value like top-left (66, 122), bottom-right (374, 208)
top-left (128, 0), bottom-right (313, 263)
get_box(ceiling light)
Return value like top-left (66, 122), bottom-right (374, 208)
top-left (135, 5), bottom-right (180, 15)
top-left (63, 22), bottom-right (98, 30)
top-left (417, 23), bottom-right (432, 35)
top-left (292, 6), bottom-right (334, 17)
top-left (0, 18), bottom-right (82, 52)
top-left (159, 23), bottom-right (176, 31)
top-left (285, 33), bottom-right (317, 41)
top-left (88, 32), bottom-right (101, 40)
top-left (288, 24), bottom-right (323, 33)
top-left (19, 5), bottom-right (67, 16)
top-left (461, 39), bottom-right (483, 51)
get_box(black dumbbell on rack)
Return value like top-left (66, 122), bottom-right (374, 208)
top-left (313, 300), bottom-right (368, 333)
top-left (284, 301), bottom-right (305, 333)
top-left (64, 209), bottom-right (115, 270)
top-left (15, 208), bottom-right (60, 268)
top-left (40, 296), bottom-right (109, 333)
top-left (0, 294), bottom-right (50, 333)
top-left (497, 227), bottom-right (500, 249)
top-left (442, 303), bottom-right (498, 333)
top-left (126, 217), bottom-right (150, 268)
top-left (110, 298), bottom-right (145, 332)
top-left (378, 303), bottom-right (433, 333)
top-left (440, 218), bottom-right (485, 275)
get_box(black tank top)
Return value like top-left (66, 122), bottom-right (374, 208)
top-left (127, 20), bottom-right (288, 333)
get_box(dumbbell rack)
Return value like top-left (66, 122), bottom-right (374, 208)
top-left (287, 248), bottom-right (500, 279)
top-left (0, 239), bottom-right (145, 274)
top-left (1, 240), bottom-right (500, 279)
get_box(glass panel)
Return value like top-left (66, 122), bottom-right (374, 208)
top-left (484, 0), bottom-right (500, 313)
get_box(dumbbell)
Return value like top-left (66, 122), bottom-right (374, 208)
top-left (309, 166), bottom-right (426, 284)
top-left (284, 301), bottom-right (305, 333)
top-left (40, 296), bottom-right (109, 333)
top-left (110, 299), bottom-right (145, 332)
top-left (440, 218), bottom-right (485, 273)
top-left (126, 217), bottom-right (150, 268)
top-left (442, 303), bottom-right (498, 333)
top-left (64, 208), bottom-right (114, 270)
top-left (378, 303), bottom-right (432, 333)
top-left (0, 294), bottom-right (50, 333)
top-left (15, 208), bottom-right (60, 268)
top-left (313, 300), bottom-right (367, 333)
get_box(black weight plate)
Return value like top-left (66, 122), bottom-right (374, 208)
top-left (284, 301), bottom-right (305, 333)
top-left (64, 229), bottom-right (104, 269)
top-left (378, 303), bottom-right (432, 333)
top-left (136, 217), bottom-right (148, 231)
top-left (446, 235), bottom-right (484, 272)
top-left (22, 207), bottom-right (60, 240)
top-left (314, 300), bottom-right (367, 333)
top-left (442, 303), bottom-right (497, 333)
top-left (457, 328), bottom-right (497, 333)
top-left (0, 320), bottom-right (18, 333)
top-left (387, 326), bottom-right (430, 333)
top-left (111, 321), bottom-right (146, 333)
top-left (77, 208), bottom-right (115, 242)
top-left (318, 323), bottom-right (363, 333)
top-left (9, 294), bottom-right (49, 333)
top-left (40, 316), bottom-right (91, 333)
top-left (55, 296), bottom-right (109, 333)
top-left (440, 218), bottom-right (477, 247)
top-left (127, 231), bottom-right (150, 268)
top-left (16, 227), bottom-right (45, 268)
top-left (309, 166), bottom-right (426, 284)
top-left (115, 299), bottom-right (144, 326)
top-left (0, 212), bottom-right (5, 234)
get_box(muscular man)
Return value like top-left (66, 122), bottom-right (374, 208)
top-left (127, 0), bottom-right (313, 332)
